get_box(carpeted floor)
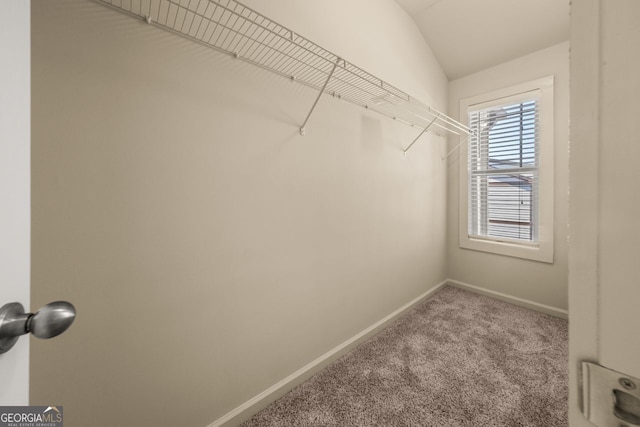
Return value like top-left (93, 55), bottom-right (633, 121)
top-left (241, 286), bottom-right (568, 426)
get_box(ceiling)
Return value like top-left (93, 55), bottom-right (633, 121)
top-left (395, 0), bottom-right (570, 80)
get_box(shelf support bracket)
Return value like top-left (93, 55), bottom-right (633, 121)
top-left (442, 133), bottom-right (473, 160)
top-left (300, 58), bottom-right (340, 136)
top-left (403, 114), bottom-right (440, 155)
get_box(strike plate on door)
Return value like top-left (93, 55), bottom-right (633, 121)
top-left (582, 362), bottom-right (640, 426)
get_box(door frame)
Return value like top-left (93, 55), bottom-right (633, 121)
top-left (0, 0), bottom-right (31, 406)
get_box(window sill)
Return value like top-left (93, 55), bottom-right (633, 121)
top-left (459, 235), bottom-right (554, 263)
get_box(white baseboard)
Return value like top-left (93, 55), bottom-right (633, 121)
top-left (207, 279), bottom-right (448, 427)
top-left (446, 279), bottom-right (568, 319)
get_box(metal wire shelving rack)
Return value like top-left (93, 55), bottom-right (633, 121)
top-left (96, 0), bottom-right (472, 154)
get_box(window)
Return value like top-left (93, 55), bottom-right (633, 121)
top-left (469, 98), bottom-right (538, 242)
top-left (459, 77), bottom-right (554, 262)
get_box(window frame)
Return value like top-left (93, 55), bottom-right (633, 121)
top-left (458, 76), bottom-right (554, 263)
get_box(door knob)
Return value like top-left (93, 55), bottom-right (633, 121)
top-left (0, 301), bottom-right (76, 354)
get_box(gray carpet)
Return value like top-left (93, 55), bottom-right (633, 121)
top-left (241, 286), bottom-right (568, 426)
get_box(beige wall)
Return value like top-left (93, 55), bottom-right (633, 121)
top-left (30, 1), bottom-right (448, 425)
top-left (569, 0), bottom-right (640, 425)
top-left (446, 43), bottom-right (569, 310)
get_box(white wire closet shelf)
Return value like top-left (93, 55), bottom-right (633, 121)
top-left (96, 0), bottom-right (472, 154)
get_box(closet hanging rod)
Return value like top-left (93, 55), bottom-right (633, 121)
top-left (95, 0), bottom-right (472, 150)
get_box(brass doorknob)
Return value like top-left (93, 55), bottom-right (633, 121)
top-left (0, 301), bottom-right (76, 354)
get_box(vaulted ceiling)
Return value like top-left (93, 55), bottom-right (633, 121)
top-left (395, 0), bottom-right (570, 80)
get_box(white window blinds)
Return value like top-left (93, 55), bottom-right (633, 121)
top-left (468, 94), bottom-right (540, 243)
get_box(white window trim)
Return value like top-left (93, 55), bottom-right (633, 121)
top-left (458, 76), bottom-right (554, 263)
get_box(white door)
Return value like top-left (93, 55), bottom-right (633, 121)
top-left (569, 0), bottom-right (640, 425)
top-left (0, 0), bottom-right (30, 405)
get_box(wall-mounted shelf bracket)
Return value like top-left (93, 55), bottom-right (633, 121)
top-left (300, 58), bottom-right (341, 136)
top-left (403, 114), bottom-right (440, 155)
top-left (442, 133), bottom-right (473, 160)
